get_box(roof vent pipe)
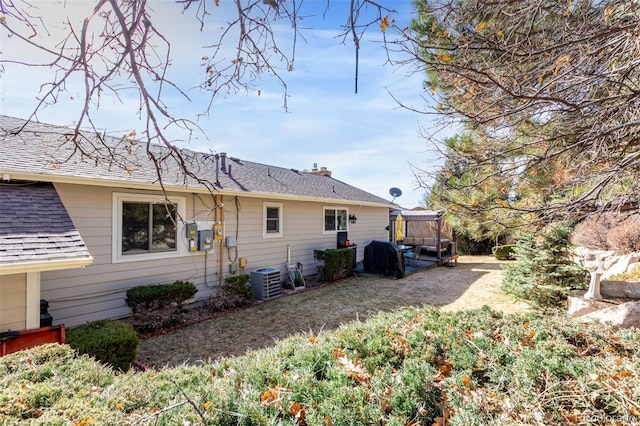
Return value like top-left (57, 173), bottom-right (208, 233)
top-left (228, 164), bottom-right (232, 177)
top-left (215, 154), bottom-right (220, 186)
top-left (220, 152), bottom-right (227, 173)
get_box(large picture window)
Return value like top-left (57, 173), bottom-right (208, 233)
top-left (113, 193), bottom-right (187, 263)
top-left (263, 202), bottom-right (283, 238)
top-left (324, 207), bottom-right (348, 233)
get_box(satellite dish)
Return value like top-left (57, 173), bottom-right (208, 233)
top-left (389, 187), bottom-right (403, 203)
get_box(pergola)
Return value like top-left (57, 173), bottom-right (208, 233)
top-left (389, 209), bottom-right (454, 259)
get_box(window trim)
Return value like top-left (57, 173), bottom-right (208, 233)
top-left (323, 206), bottom-right (349, 234)
top-left (263, 202), bottom-right (283, 238)
top-left (112, 193), bottom-right (188, 263)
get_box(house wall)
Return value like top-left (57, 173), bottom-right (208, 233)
top-left (0, 273), bottom-right (26, 332)
top-left (226, 197), bottom-right (389, 277)
top-left (41, 183), bottom-right (390, 328)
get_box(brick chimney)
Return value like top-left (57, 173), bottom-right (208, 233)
top-left (307, 165), bottom-right (332, 177)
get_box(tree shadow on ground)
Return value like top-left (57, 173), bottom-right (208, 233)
top-left (136, 256), bottom-right (522, 368)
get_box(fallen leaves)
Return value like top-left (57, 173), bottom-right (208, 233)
top-left (260, 384), bottom-right (307, 425)
top-left (261, 384), bottom-right (294, 409)
top-left (461, 375), bottom-right (473, 389)
top-left (432, 356), bottom-right (454, 382)
top-left (289, 401), bottom-right (306, 425)
top-left (332, 348), bottom-right (370, 384)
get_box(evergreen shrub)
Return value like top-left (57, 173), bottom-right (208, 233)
top-left (222, 274), bottom-right (254, 307)
top-left (502, 227), bottom-right (588, 308)
top-left (125, 280), bottom-right (197, 332)
top-left (313, 248), bottom-right (353, 282)
top-left (454, 233), bottom-right (494, 255)
top-left (66, 319), bottom-right (138, 371)
top-left (492, 244), bottom-right (515, 260)
top-left (3, 308), bottom-right (640, 424)
top-left (125, 280), bottom-right (196, 310)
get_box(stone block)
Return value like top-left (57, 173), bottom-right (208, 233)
top-left (577, 301), bottom-right (640, 329)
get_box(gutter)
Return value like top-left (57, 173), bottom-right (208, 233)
top-left (2, 171), bottom-right (393, 208)
top-left (0, 256), bottom-right (94, 275)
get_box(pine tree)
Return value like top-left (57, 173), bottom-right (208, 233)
top-left (502, 227), bottom-right (588, 308)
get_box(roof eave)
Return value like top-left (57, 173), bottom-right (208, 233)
top-left (1, 172), bottom-right (394, 208)
top-left (0, 256), bottom-right (94, 275)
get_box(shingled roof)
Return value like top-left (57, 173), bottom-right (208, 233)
top-left (0, 115), bottom-right (392, 206)
top-left (0, 182), bottom-right (92, 271)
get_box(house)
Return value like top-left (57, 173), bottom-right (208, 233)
top-left (0, 115), bottom-right (394, 330)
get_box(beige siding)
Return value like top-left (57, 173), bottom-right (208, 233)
top-left (224, 197), bottom-right (389, 281)
top-left (44, 184), bottom-right (210, 327)
top-left (0, 273), bottom-right (26, 332)
top-left (42, 183), bottom-right (390, 327)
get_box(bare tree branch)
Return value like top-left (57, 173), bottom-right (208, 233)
top-left (393, 0), bottom-right (640, 237)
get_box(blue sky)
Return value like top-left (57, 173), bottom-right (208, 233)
top-left (0, 0), bottom-right (451, 208)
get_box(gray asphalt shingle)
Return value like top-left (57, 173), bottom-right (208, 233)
top-left (0, 182), bottom-right (91, 264)
top-left (0, 115), bottom-right (392, 206)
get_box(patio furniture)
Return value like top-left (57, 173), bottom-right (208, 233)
top-left (363, 240), bottom-right (405, 278)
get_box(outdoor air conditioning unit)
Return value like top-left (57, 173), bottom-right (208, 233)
top-left (250, 268), bottom-right (282, 300)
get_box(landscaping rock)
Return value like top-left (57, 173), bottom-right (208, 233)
top-left (602, 254), bottom-right (640, 279)
top-left (576, 301), bottom-right (640, 329)
top-left (569, 247), bottom-right (640, 326)
top-left (567, 296), bottom-right (615, 318)
top-left (601, 280), bottom-right (640, 299)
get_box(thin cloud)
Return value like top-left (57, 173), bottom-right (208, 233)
top-left (1, 1), bottom-right (437, 208)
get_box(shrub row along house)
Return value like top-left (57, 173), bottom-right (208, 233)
top-left (0, 115), bottom-right (393, 332)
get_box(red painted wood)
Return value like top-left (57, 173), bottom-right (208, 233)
top-left (1, 325), bottom-right (65, 356)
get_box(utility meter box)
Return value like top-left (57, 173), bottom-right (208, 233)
top-left (213, 224), bottom-right (224, 240)
top-left (198, 230), bottom-right (214, 251)
top-left (225, 236), bottom-right (237, 247)
top-left (185, 222), bottom-right (198, 239)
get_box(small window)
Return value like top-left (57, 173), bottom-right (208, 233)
top-left (263, 202), bottom-right (283, 238)
top-left (324, 207), bottom-right (348, 233)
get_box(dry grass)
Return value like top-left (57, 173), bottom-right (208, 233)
top-left (137, 255), bottom-right (530, 368)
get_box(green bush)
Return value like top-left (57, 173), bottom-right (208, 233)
top-left (454, 233), bottom-right (494, 255)
top-left (125, 280), bottom-right (197, 311)
top-left (66, 319), bottom-right (138, 372)
top-left (502, 227), bottom-right (588, 308)
top-left (492, 244), bottom-right (515, 260)
top-left (3, 308), bottom-right (640, 425)
top-left (314, 248), bottom-right (354, 282)
top-left (125, 280), bottom-right (197, 332)
top-left (222, 274), bottom-right (254, 307)
top-left (608, 264), bottom-right (640, 282)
